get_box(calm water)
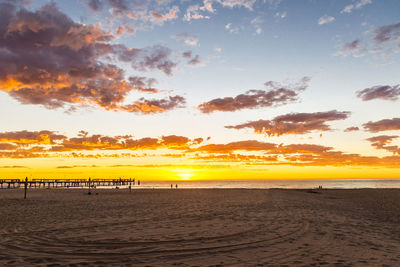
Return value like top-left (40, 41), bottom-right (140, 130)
top-left (137, 179), bottom-right (400, 189)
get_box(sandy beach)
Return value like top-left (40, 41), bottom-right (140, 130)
top-left (1, 188), bottom-right (400, 266)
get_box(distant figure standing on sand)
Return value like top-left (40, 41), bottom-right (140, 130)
top-left (138, 180), bottom-right (140, 186)
top-left (175, 184), bottom-right (178, 189)
top-left (171, 184), bottom-right (173, 189)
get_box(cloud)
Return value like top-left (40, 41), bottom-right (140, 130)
top-left (196, 140), bottom-right (277, 153)
top-left (183, 4), bottom-right (212, 22)
top-left (0, 2), bottom-right (181, 113)
top-left (357, 84), bottom-right (400, 101)
top-left (182, 51), bottom-right (203, 66)
top-left (225, 110), bottom-right (350, 136)
top-left (363, 118), bottom-right (400, 132)
top-left (336, 21), bottom-right (400, 59)
top-left (57, 165), bottom-right (97, 168)
top-left (366, 135), bottom-right (400, 155)
top-left (335, 39), bottom-right (367, 57)
top-left (225, 23), bottom-right (239, 34)
top-left (251, 17), bottom-right (263, 34)
top-left (199, 90), bottom-right (297, 113)
top-left (344, 126), bottom-right (360, 132)
top-left (0, 143), bottom-right (18, 150)
top-left (149, 6), bottom-right (179, 25)
top-left (373, 22), bottom-right (400, 44)
top-left (0, 130), bottom-right (204, 157)
top-left (216, 0), bottom-right (257, 10)
top-left (172, 33), bottom-right (199, 46)
top-left (128, 76), bottom-right (160, 93)
top-left (193, 153), bottom-right (278, 163)
top-left (275, 11), bottom-right (286, 19)
top-left (120, 95), bottom-right (186, 114)
top-left (318, 15), bottom-right (335, 25)
top-left (198, 77), bottom-right (310, 113)
top-left (0, 130), bottom-right (66, 145)
top-left (87, 0), bottom-right (103, 12)
top-left (0, 129), bottom-right (400, 168)
top-left (341, 0), bottom-right (372, 14)
top-left (0, 165), bottom-right (29, 168)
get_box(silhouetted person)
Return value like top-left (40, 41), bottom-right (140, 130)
top-left (175, 184), bottom-right (178, 189)
top-left (171, 184), bottom-right (173, 189)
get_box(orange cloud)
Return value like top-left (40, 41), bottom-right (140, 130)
top-left (0, 2), bottom-right (182, 113)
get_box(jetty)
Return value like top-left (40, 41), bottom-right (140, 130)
top-left (0, 178), bottom-right (135, 189)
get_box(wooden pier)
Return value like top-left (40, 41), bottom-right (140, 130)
top-left (0, 178), bottom-right (135, 189)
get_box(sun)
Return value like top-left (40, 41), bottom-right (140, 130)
top-left (176, 170), bottom-right (193, 180)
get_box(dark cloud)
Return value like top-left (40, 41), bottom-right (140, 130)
top-left (198, 77), bottom-right (310, 113)
top-left (374, 22), bottom-right (400, 44)
top-left (344, 126), bottom-right (360, 132)
top-left (225, 110), bottom-right (350, 136)
top-left (366, 135), bottom-right (400, 155)
top-left (357, 85), bottom-right (400, 101)
top-left (363, 118), bottom-right (400, 132)
top-left (0, 2), bottom-right (181, 113)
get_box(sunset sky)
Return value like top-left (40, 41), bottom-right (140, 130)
top-left (0, 0), bottom-right (400, 180)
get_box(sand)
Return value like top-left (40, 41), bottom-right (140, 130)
top-left (1, 188), bottom-right (400, 266)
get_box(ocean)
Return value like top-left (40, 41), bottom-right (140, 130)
top-left (136, 179), bottom-right (400, 189)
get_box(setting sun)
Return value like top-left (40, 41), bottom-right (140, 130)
top-left (176, 170), bottom-right (194, 180)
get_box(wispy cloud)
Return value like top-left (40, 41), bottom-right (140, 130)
top-left (335, 21), bottom-right (400, 59)
top-left (318, 15), bottom-right (335, 25)
top-left (251, 17), bottom-right (263, 34)
top-left (341, 0), bottom-right (372, 14)
top-left (172, 33), bottom-right (199, 46)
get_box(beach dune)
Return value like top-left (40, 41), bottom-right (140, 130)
top-left (0, 188), bottom-right (400, 266)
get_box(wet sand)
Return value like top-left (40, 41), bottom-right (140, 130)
top-left (1, 188), bottom-right (400, 266)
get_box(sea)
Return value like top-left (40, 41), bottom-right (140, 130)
top-left (136, 179), bottom-right (400, 189)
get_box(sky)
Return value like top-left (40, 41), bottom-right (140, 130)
top-left (0, 0), bottom-right (400, 181)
